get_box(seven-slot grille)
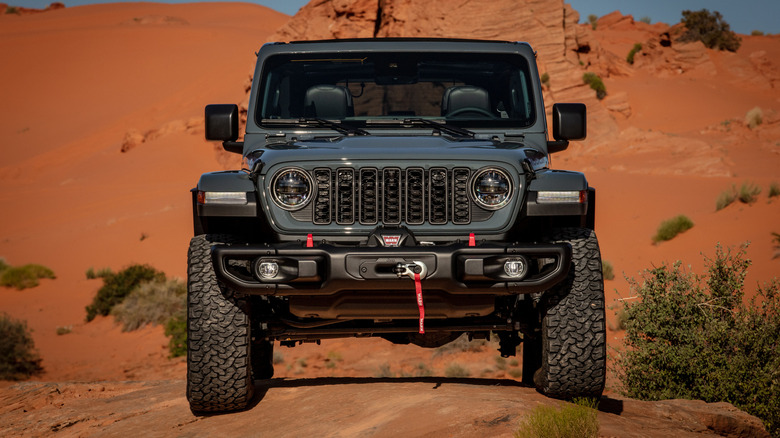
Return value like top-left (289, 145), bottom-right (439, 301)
top-left (310, 167), bottom-right (474, 225)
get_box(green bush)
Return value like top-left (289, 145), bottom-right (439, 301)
top-left (0, 313), bottom-right (42, 380)
top-left (0, 264), bottom-right (56, 290)
top-left (746, 107), bottom-right (763, 129)
top-left (85, 264), bottom-right (164, 322)
top-left (85, 267), bottom-right (113, 280)
top-left (751, 30), bottom-right (765, 36)
top-left (679, 9), bottom-right (741, 52)
top-left (444, 363), bottom-right (470, 378)
top-left (738, 182), bottom-right (761, 204)
top-left (639, 16), bottom-right (652, 24)
top-left (164, 315), bottom-right (187, 358)
top-left (0, 258), bottom-right (9, 273)
top-left (514, 398), bottom-right (599, 438)
top-left (652, 215), bottom-right (694, 243)
top-left (540, 72), bottom-right (550, 88)
top-left (587, 14), bottom-right (598, 30)
top-left (582, 72), bottom-right (606, 100)
top-left (626, 43), bottom-right (642, 65)
top-left (769, 182), bottom-right (780, 198)
top-left (6, 6), bottom-right (20, 15)
top-left (615, 245), bottom-right (779, 436)
top-left (602, 260), bottom-right (615, 281)
top-left (716, 186), bottom-right (737, 211)
top-left (111, 279), bottom-right (185, 331)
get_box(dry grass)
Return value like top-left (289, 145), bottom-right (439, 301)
top-left (110, 279), bottom-right (185, 331)
top-left (745, 107), bottom-right (763, 129)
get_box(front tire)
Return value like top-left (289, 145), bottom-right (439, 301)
top-left (535, 227), bottom-right (606, 399)
top-left (187, 234), bottom-right (254, 413)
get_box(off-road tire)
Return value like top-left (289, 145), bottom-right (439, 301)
top-left (534, 227), bottom-right (606, 399)
top-left (187, 234), bottom-right (254, 413)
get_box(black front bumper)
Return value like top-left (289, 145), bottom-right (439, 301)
top-left (212, 241), bottom-right (571, 296)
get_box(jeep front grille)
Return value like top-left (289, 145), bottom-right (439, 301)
top-left (306, 166), bottom-right (477, 225)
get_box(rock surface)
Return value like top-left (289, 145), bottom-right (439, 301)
top-left (0, 379), bottom-right (769, 437)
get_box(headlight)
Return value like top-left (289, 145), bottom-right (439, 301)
top-left (271, 167), bottom-right (312, 210)
top-left (471, 167), bottom-right (512, 210)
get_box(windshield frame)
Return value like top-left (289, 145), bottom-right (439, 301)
top-left (253, 50), bottom-right (538, 132)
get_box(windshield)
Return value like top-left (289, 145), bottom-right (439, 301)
top-left (256, 51), bottom-right (536, 128)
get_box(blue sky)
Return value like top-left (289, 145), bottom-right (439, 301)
top-left (14, 0), bottom-right (779, 34)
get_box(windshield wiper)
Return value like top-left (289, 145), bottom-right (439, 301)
top-left (297, 118), bottom-right (371, 136)
top-left (402, 118), bottom-right (475, 138)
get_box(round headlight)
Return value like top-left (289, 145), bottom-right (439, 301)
top-left (471, 168), bottom-right (512, 210)
top-left (271, 167), bottom-right (312, 210)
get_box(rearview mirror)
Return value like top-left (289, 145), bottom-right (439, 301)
top-left (552, 103), bottom-right (586, 141)
top-left (205, 104), bottom-right (239, 141)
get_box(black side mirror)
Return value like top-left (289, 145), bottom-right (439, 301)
top-left (205, 104), bottom-right (239, 141)
top-left (552, 103), bottom-right (586, 141)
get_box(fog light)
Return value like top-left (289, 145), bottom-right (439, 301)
top-left (257, 261), bottom-right (279, 279)
top-left (504, 258), bottom-right (527, 278)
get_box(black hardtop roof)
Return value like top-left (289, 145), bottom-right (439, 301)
top-left (259, 38), bottom-right (534, 55)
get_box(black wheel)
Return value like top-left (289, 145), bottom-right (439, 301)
top-left (187, 234), bottom-right (254, 413)
top-left (534, 227), bottom-right (606, 399)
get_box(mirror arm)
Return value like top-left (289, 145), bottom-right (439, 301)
top-left (546, 140), bottom-right (569, 154)
top-left (222, 141), bottom-right (244, 154)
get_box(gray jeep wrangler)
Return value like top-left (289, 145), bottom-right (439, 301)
top-left (189, 38), bottom-right (605, 412)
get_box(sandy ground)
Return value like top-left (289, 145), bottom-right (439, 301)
top-left (0, 3), bottom-right (778, 436)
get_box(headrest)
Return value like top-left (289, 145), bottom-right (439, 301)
top-left (303, 85), bottom-right (354, 119)
top-left (441, 85), bottom-right (491, 116)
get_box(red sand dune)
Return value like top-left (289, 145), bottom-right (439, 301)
top-left (0, 4), bottom-right (777, 433)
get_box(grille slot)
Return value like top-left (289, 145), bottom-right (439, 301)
top-left (336, 168), bottom-right (355, 225)
top-left (313, 169), bottom-right (332, 225)
top-left (429, 167), bottom-right (448, 224)
top-left (452, 168), bottom-right (471, 224)
top-left (359, 168), bottom-right (378, 225)
top-left (382, 168), bottom-right (401, 225)
top-left (406, 168), bottom-right (425, 225)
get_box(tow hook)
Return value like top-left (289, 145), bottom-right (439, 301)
top-left (394, 261), bottom-right (428, 334)
top-left (394, 261), bottom-right (428, 281)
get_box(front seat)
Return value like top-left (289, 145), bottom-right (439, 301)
top-left (441, 85), bottom-right (492, 118)
top-left (303, 85), bottom-right (354, 119)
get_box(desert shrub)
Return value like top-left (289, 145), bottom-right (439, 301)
top-left (514, 398), bottom-right (599, 438)
top-left (639, 16), bottom-right (652, 24)
top-left (85, 267), bottom-right (113, 280)
top-left (582, 72), bottom-right (606, 100)
top-left (602, 260), bottom-right (615, 281)
top-left (769, 182), bottom-right (780, 198)
top-left (0, 264), bottom-right (56, 290)
top-left (375, 363), bottom-right (394, 378)
top-left (745, 107), bottom-right (763, 129)
top-left (415, 362), bottom-right (433, 377)
top-left (615, 245), bottom-right (779, 436)
top-left (587, 14), bottom-right (598, 30)
top-left (652, 215), bottom-right (694, 243)
top-left (0, 259), bottom-right (8, 273)
top-left (751, 30), bottom-right (765, 36)
top-left (111, 279), bottom-right (185, 331)
top-left (679, 9), bottom-right (741, 52)
top-left (0, 313), bottom-right (42, 380)
top-left (715, 186), bottom-right (737, 211)
top-left (273, 351), bottom-right (284, 364)
top-left (738, 182), bottom-right (761, 204)
top-left (540, 72), bottom-right (550, 87)
top-left (85, 264), bottom-right (164, 321)
top-left (164, 315), bottom-right (187, 358)
top-left (626, 43), bottom-right (642, 65)
top-left (56, 326), bottom-right (72, 336)
top-left (6, 6), bottom-right (20, 14)
top-left (495, 356), bottom-right (507, 370)
top-left (444, 363), bottom-right (470, 378)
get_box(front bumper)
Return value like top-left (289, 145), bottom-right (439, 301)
top-left (211, 241), bottom-right (571, 296)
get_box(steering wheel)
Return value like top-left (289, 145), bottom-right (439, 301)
top-left (445, 107), bottom-right (495, 118)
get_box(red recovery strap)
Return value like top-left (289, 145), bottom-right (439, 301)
top-left (468, 233), bottom-right (476, 247)
top-left (415, 272), bottom-right (425, 334)
top-left (306, 233), bottom-right (313, 248)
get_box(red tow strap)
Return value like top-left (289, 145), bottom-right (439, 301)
top-left (306, 233), bottom-right (313, 248)
top-left (415, 272), bottom-right (425, 334)
top-left (468, 233), bottom-right (476, 247)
